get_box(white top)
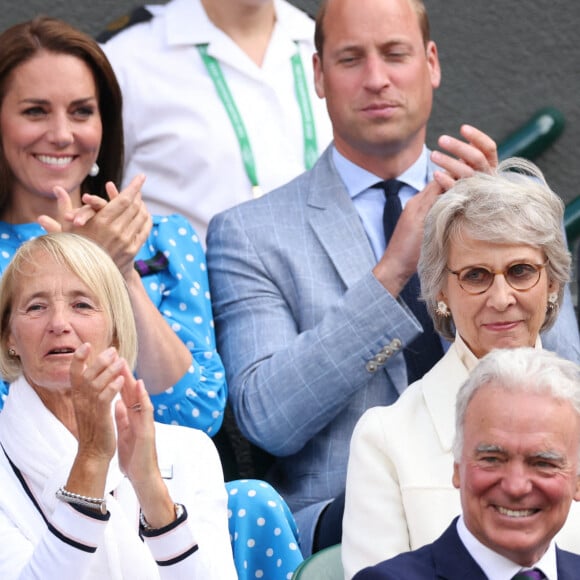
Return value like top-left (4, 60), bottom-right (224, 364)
top-left (0, 377), bottom-right (236, 579)
top-left (102, 0), bottom-right (333, 244)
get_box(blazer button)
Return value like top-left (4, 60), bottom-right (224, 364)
top-left (381, 346), bottom-right (393, 357)
top-left (391, 338), bottom-right (402, 350)
top-left (376, 354), bottom-right (387, 365)
top-left (366, 360), bottom-right (378, 373)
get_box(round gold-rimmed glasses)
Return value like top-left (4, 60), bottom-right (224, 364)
top-left (446, 261), bottom-right (549, 295)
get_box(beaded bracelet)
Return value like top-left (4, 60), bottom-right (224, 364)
top-left (55, 486), bottom-right (107, 515)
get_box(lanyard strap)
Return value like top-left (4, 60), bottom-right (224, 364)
top-left (197, 43), bottom-right (318, 197)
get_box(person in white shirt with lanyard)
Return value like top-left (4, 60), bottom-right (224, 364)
top-left (100, 0), bottom-right (333, 244)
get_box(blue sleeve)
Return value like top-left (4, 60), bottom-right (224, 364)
top-left (137, 215), bottom-right (227, 435)
top-left (0, 381), bottom-right (7, 411)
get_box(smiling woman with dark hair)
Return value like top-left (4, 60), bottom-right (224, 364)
top-left (0, 15), bottom-right (225, 432)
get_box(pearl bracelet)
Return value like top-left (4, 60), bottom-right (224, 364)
top-left (55, 486), bottom-right (107, 515)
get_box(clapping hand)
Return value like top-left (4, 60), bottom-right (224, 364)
top-left (38, 174), bottom-right (151, 278)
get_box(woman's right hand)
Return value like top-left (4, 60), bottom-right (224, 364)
top-left (65, 344), bottom-right (126, 497)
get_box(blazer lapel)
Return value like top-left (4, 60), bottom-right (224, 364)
top-left (306, 147), bottom-right (377, 289)
top-left (432, 519), bottom-right (488, 579)
top-left (555, 547), bottom-right (580, 579)
top-left (421, 345), bottom-right (470, 452)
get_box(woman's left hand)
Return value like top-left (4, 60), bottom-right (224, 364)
top-left (114, 369), bottom-right (159, 485)
top-left (38, 174), bottom-right (152, 278)
top-left (115, 370), bottom-right (177, 529)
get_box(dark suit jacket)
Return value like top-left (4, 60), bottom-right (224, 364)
top-left (352, 517), bottom-right (580, 579)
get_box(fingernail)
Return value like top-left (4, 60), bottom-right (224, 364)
top-left (75, 343), bottom-right (90, 356)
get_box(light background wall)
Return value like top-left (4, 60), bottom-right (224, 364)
top-left (2, 0), bottom-right (579, 206)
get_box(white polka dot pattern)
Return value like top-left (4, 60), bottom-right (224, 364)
top-left (226, 479), bottom-right (303, 579)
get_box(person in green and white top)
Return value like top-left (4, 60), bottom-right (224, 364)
top-left (100, 0), bottom-right (333, 245)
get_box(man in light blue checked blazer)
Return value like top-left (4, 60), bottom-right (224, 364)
top-left (206, 0), bottom-right (580, 557)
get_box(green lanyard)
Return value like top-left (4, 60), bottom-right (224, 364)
top-left (197, 43), bottom-right (318, 198)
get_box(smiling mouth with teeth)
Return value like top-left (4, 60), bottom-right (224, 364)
top-left (496, 506), bottom-right (538, 517)
top-left (36, 155), bottom-right (74, 166)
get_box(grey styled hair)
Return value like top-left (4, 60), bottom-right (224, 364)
top-left (452, 347), bottom-right (580, 462)
top-left (0, 233), bottom-right (137, 383)
top-left (418, 157), bottom-right (570, 341)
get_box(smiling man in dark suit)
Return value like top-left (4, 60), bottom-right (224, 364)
top-left (354, 347), bottom-right (580, 580)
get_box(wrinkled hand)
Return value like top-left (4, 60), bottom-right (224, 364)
top-left (69, 344), bottom-right (126, 462)
top-left (115, 370), bottom-right (159, 486)
top-left (38, 174), bottom-right (152, 278)
top-left (430, 124), bottom-right (498, 190)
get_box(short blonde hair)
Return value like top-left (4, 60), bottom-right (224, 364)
top-left (0, 233), bottom-right (137, 382)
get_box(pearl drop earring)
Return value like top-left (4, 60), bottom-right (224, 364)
top-left (89, 163), bottom-right (100, 177)
top-left (435, 301), bottom-right (450, 318)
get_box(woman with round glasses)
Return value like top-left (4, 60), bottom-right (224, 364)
top-left (342, 157), bottom-right (580, 578)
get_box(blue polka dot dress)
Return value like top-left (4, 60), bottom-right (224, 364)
top-left (227, 480), bottom-right (303, 579)
top-left (0, 215), bottom-right (227, 432)
top-left (0, 216), bottom-right (304, 579)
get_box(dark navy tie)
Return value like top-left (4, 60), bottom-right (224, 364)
top-left (511, 568), bottom-right (546, 579)
top-left (380, 179), bottom-right (443, 384)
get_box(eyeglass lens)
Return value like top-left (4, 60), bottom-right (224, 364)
top-left (457, 263), bottom-right (542, 293)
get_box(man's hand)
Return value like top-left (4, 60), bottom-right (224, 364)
top-left (430, 124), bottom-right (498, 190)
top-left (374, 125), bottom-right (497, 296)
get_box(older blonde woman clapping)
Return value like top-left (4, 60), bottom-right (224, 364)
top-left (0, 233), bottom-right (236, 579)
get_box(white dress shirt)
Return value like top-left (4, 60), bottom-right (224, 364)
top-left (457, 515), bottom-right (557, 580)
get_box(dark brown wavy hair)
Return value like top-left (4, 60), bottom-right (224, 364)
top-left (0, 16), bottom-right (124, 213)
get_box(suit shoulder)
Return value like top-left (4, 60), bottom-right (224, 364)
top-left (355, 545), bottom-right (436, 579)
top-left (211, 170), bottom-right (313, 221)
top-left (97, 5), bottom-right (154, 43)
top-left (557, 546), bottom-right (580, 567)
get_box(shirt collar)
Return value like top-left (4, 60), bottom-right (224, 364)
top-left (331, 145), bottom-right (431, 200)
top-left (456, 511), bottom-right (558, 579)
top-left (163, 0), bottom-right (314, 46)
top-left (454, 332), bottom-right (543, 373)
